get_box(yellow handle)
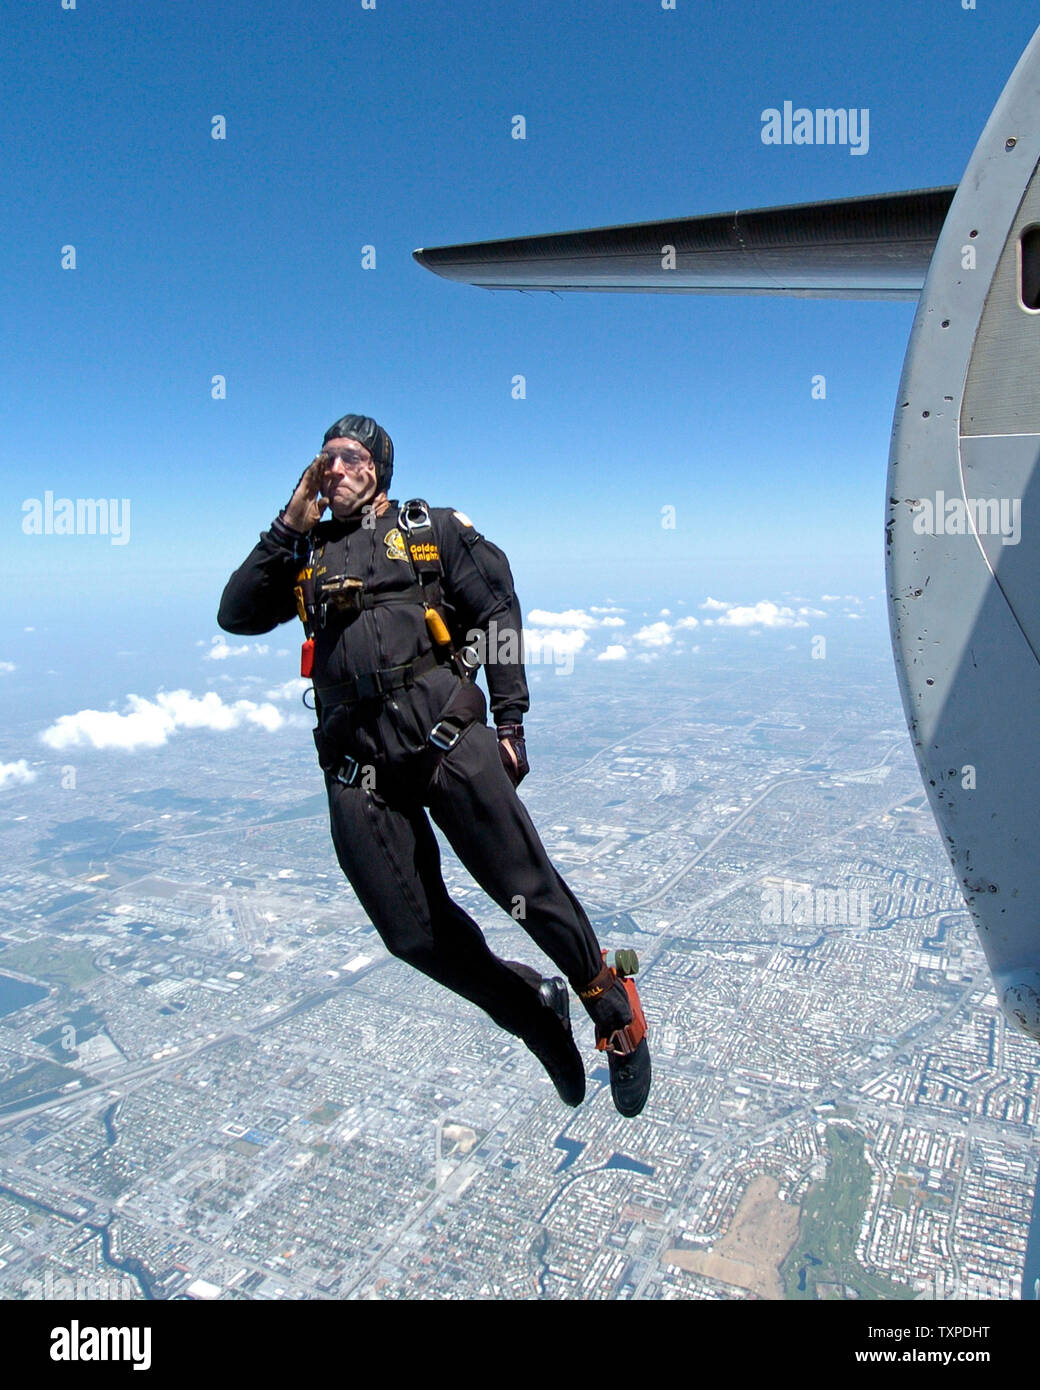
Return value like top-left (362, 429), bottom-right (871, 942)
top-left (425, 607), bottom-right (452, 646)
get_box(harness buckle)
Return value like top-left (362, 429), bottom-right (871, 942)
top-left (597, 1024), bottom-right (641, 1056)
top-left (333, 755), bottom-right (361, 787)
top-left (428, 719), bottom-right (463, 751)
top-left (323, 576), bottom-right (364, 612)
top-left (399, 500), bottom-right (432, 535)
top-left (455, 643), bottom-right (481, 676)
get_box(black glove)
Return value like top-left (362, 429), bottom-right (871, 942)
top-left (497, 723), bottom-right (529, 787)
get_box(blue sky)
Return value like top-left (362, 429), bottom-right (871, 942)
top-left (0, 1), bottom-right (1035, 743)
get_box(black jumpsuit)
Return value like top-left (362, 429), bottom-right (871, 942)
top-left (218, 502), bottom-right (615, 1043)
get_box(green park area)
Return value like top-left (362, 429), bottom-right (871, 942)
top-left (781, 1125), bottom-right (915, 1300)
top-left (307, 1101), bottom-right (344, 1126)
top-left (2, 939), bottom-right (98, 991)
top-left (0, 1059), bottom-right (92, 1113)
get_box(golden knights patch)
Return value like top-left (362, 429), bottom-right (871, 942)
top-left (408, 541), bottom-right (440, 564)
top-left (384, 527), bottom-right (408, 561)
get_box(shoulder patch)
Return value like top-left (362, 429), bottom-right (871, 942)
top-left (384, 527), bottom-right (408, 561)
top-left (452, 510), bottom-right (474, 528)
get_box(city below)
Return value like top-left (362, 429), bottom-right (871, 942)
top-left (0, 640), bottom-right (1033, 1301)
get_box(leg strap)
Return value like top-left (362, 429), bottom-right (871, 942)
top-left (579, 955), bottom-right (649, 1056)
top-left (578, 960), bottom-right (615, 1002)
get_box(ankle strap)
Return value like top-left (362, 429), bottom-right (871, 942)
top-left (578, 960), bottom-right (615, 1001)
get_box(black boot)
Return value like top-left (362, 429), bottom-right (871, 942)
top-left (506, 962), bottom-right (586, 1107)
top-left (579, 952), bottom-right (652, 1118)
top-left (604, 1032), bottom-right (652, 1119)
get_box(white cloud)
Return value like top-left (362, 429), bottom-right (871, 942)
top-left (724, 604), bottom-right (805, 628)
top-left (797, 606), bottom-right (827, 618)
top-left (40, 689), bottom-right (284, 753)
top-left (675, 617), bottom-right (700, 630)
top-left (597, 645), bottom-right (628, 661)
top-left (523, 628), bottom-right (590, 658)
top-left (265, 677), bottom-right (312, 702)
top-left (600, 616), bottom-right (625, 628)
top-left (659, 608), bottom-right (671, 617)
top-left (846, 612), bottom-right (862, 620)
top-left (701, 599), bottom-right (810, 630)
top-left (202, 636), bottom-right (270, 661)
top-left (0, 760), bottom-right (35, 788)
top-left (526, 608), bottom-right (598, 630)
top-left (590, 606), bottom-right (625, 614)
top-left (634, 622), bottom-right (674, 647)
top-left (0, 662), bottom-right (15, 674)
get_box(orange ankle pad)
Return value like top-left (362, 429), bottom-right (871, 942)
top-left (595, 976), bottom-right (647, 1055)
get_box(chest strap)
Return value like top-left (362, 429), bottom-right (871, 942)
top-left (358, 586), bottom-right (423, 608)
top-left (318, 581), bottom-right (425, 620)
top-left (315, 649), bottom-right (444, 707)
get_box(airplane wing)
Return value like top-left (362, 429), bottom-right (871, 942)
top-left (413, 187), bottom-right (955, 300)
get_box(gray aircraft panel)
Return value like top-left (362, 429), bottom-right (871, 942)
top-left (887, 25), bottom-right (1040, 1036)
top-left (960, 435), bottom-right (1040, 658)
top-left (413, 188), bottom-right (954, 299)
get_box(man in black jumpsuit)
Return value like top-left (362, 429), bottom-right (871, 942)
top-left (218, 413), bottom-right (651, 1117)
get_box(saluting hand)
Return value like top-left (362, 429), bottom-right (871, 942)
top-left (282, 455), bottom-right (330, 532)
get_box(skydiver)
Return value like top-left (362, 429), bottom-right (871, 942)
top-left (217, 414), bottom-right (651, 1117)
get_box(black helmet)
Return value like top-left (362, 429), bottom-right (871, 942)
top-left (321, 413), bottom-right (394, 494)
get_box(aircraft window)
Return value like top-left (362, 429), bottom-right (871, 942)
top-left (1018, 224), bottom-right (1040, 311)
